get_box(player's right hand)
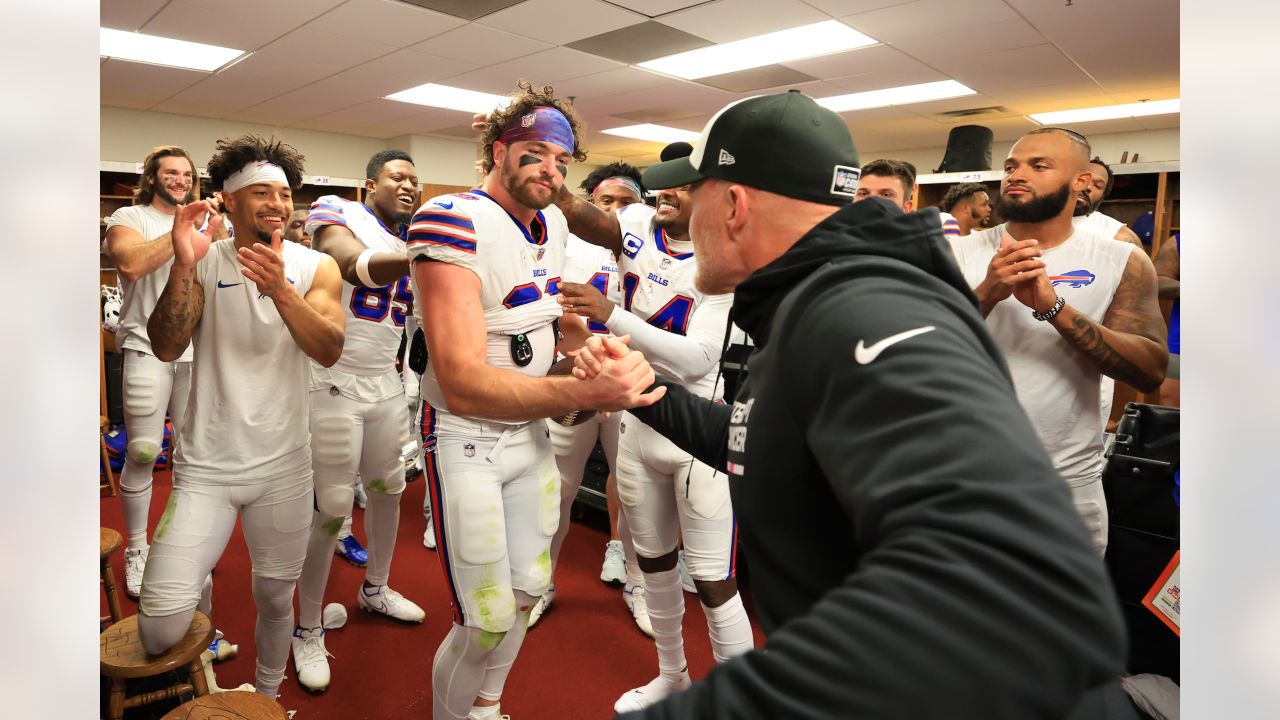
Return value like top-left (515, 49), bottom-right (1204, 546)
top-left (172, 200), bottom-right (219, 267)
top-left (978, 231), bottom-right (1045, 304)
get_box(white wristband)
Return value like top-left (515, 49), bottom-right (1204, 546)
top-left (355, 248), bottom-right (380, 287)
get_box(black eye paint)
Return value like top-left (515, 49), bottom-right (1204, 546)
top-left (519, 154), bottom-right (541, 168)
top-left (555, 164), bottom-right (567, 177)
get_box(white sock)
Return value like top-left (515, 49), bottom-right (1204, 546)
top-left (642, 568), bottom-right (687, 681)
top-left (433, 623), bottom-right (504, 720)
top-left (119, 461), bottom-right (153, 548)
top-left (297, 511), bottom-right (341, 629)
top-left (468, 703), bottom-right (502, 720)
top-left (251, 575), bottom-right (295, 698)
top-left (702, 592), bottom-right (754, 663)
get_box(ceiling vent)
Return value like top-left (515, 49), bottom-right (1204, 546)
top-left (936, 105), bottom-right (1008, 119)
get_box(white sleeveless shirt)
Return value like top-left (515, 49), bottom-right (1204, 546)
top-left (174, 239), bottom-right (325, 482)
top-left (105, 204), bottom-right (194, 361)
top-left (951, 224), bottom-right (1134, 486)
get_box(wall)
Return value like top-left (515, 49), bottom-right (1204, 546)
top-left (865, 127), bottom-right (1180, 174)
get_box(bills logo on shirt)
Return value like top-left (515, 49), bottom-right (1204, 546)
top-left (1049, 270), bottom-right (1097, 288)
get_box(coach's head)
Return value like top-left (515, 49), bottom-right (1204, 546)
top-left (642, 90), bottom-right (859, 294)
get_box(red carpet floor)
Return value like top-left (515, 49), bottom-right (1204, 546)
top-left (101, 469), bottom-right (764, 719)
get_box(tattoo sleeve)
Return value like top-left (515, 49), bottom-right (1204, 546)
top-left (148, 270), bottom-right (204, 361)
top-left (1052, 249), bottom-right (1168, 391)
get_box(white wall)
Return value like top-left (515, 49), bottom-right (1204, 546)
top-left (863, 128), bottom-right (1180, 173)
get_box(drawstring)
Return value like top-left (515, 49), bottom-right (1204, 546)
top-left (686, 303), bottom-right (737, 499)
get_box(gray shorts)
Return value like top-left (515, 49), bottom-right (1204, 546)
top-left (1166, 353), bottom-right (1180, 381)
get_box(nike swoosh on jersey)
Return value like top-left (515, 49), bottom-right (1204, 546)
top-left (854, 326), bottom-right (936, 365)
top-left (216, 280), bottom-right (243, 288)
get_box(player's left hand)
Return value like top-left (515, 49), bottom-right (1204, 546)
top-left (1012, 264), bottom-right (1057, 315)
top-left (238, 229), bottom-right (292, 301)
top-left (572, 335), bottom-right (631, 380)
top-left (558, 281), bottom-right (614, 324)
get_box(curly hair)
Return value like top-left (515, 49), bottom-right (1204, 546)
top-left (206, 134), bottom-right (306, 191)
top-left (940, 182), bottom-right (989, 213)
top-left (135, 145), bottom-right (196, 206)
top-left (580, 161), bottom-right (643, 195)
top-left (479, 80), bottom-right (587, 175)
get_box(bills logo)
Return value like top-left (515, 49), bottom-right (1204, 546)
top-left (1049, 270), bottom-right (1096, 288)
top-left (521, 113), bottom-right (536, 128)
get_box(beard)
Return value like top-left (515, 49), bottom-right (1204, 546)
top-left (389, 210), bottom-right (413, 228)
top-left (501, 155), bottom-right (555, 210)
top-left (255, 229), bottom-right (273, 244)
top-left (153, 182), bottom-right (189, 208)
top-left (997, 181), bottom-right (1072, 224)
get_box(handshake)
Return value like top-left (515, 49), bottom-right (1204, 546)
top-left (551, 335), bottom-right (666, 425)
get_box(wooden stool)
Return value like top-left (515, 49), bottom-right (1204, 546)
top-left (161, 691), bottom-right (288, 720)
top-left (100, 611), bottom-right (214, 720)
top-left (100, 527), bottom-right (124, 625)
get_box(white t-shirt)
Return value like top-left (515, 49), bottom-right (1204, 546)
top-left (405, 190), bottom-right (568, 426)
top-left (174, 239), bottom-right (326, 482)
top-left (104, 204), bottom-right (194, 361)
top-left (1073, 211), bottom-right (1124, 240)
top-left (612, 203), bottom-right (732, 400)
top-left (305, 195), bottom-right (410, 402)
top-left (951, 223), bottom-right (1134, 486)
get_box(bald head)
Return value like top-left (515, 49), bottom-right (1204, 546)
top-left (1025, 127), bottom-right (1092, 170)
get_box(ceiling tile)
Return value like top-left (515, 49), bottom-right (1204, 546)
top-left (101, 0), bottom-right (170, 31)
top-left (658, 0), bottom-right (829, 43)
top-left (803, 0), bottom-right (917, 15)
top-left (785, 44), bottom-right (937, 83)
top-left (945, 44), bottom-right (1093, 94)
top-left (478, 0), bottom-right (646, 45)
top-left (440, 47), bottom-right (625, 95)
top-left (407, 22), bottom-right (552, 65)
top-left (589, 81), bottom-right (734, 120)
top-left (153, 28), bottom-right (399, 117)
top-left (696, 65), bottom-right (819, 93)
top-left (553, 67), bottom-right (676, 100)
top-left (889, 18), bottom-right (1046, 63)
top-left (613, 1), bottom-right (711, 17)
top-left (566, 21), bottom-right (710, 64)
top-left (396, 0), bottom-right (526, 21)
top-left (100, 59), bottom-right (209, 110)
top-left (303, 0), bottom-right (468, 47)
top-left (141, 0), bottom-right (345, 50)
top-left (840, 0), bottom-right (1018, 42)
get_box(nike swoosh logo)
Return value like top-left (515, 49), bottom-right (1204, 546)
top-left (854, 326), bottom-right (936, 365)
top-left (216, 280), bottom-right (242, 288)
top-left (436, 200), bottom-right (453, 210)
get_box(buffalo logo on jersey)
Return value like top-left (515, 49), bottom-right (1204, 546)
top-left (1049, 270), bottom-right (1096, 288)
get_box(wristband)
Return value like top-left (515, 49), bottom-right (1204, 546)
top-left (1032, 295), bottom-right (1066, 321)
top-left (355, 248), bottom-right (380, 288)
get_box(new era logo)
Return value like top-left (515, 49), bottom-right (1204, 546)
top-left (718, 148), bottom-right (736, 166)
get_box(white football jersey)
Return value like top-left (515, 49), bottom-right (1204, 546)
top-left (104, 204), bottom-right (194, 362)
top-left (176, 239), bottom-right (326, 482)
top-left (563, 234), bottom-right (622, 335)
top-left (406, 190), bottom-right (568, 423)
top-left (305, 195), bottom-right (412, 384)
top-left (1073, 211), bottom-right (1124, 239)
top-left (615, 203), bottom-right (730, 399)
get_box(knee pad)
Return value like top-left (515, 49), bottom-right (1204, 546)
top-left (363, 470), bottom-right (406, 498)
top-left (251, 575), bottom-right (295, 619)
top-left (315, 481), bottom-right (356, 519)
top-left (138, 610), bottom-right (194, 656)
top-left (126, 439), bottom-right (161, 466)
top-left (474, 627), bottom-right (507, 651)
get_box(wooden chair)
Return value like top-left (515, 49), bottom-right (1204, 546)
top-left (100, 611), bottom-right (214, 720)
top-left (160, 691), bottom-right (288, 720)
top-left (100, 527), bottom-right (124, 625)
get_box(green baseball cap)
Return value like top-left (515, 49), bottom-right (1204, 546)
top-left (642, 89), bottom-right (860, 206)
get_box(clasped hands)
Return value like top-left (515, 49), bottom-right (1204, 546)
top-left (981, 231), bottom-right (1058, 314)
top-left (565, 335), bottom-right (666, 413)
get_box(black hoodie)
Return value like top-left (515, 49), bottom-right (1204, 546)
top-left (621, 200), bottom-right (1131, 719)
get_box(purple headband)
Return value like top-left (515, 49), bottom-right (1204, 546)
top-left (592, 176), bottom-right (643, 201)
top-left (499, 106), bottom-right (575, 155)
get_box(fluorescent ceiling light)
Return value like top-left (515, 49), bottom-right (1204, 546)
top-left (1029, 99), bottom-right (1180, 124)
top-left (100, 28), bottom-right (246, 72)
top-left (601, 124), bottom-right (700, 144)
top-left (816, 80), bottom-right (977, 112)
top-left (385, 83), bottom-right (512, 113)
top-left (638, 20), bottom-right (877, 80)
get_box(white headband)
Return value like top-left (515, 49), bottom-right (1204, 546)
top-left (222, 161), bottom-right (289, 194)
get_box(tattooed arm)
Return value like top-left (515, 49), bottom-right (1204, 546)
top-left (1047, 248), bottom-right (1169, 391)
top-left (553, 186), bottom-right (623, 256)
top-left (1153, 234), bottom-right (1180, 300)
top-left (147, 201), bottom-right (216, 361)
